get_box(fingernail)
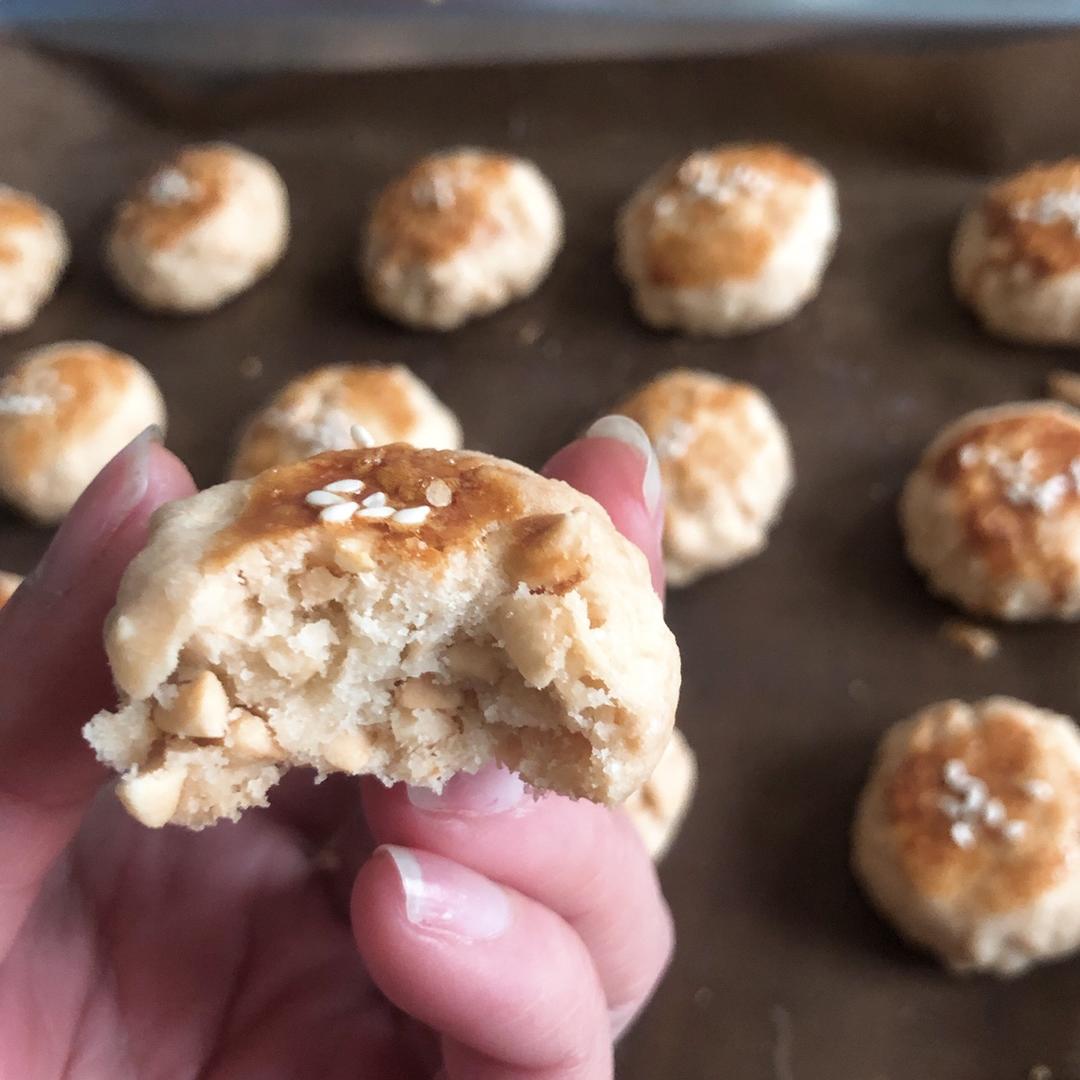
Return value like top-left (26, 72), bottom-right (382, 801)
top-left (407, 762), bottom-right (525, 815)
top-left (381, 845), bottom-right (511, 941)
top-left (31, 426), bottom-right (161, 597)
top-left (585, 415), bottom-right (662, 515)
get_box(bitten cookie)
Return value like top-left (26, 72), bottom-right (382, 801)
top-left (105, 143), bottom-right (289, 313)
top-left (0, 186), bottom-right (68, 334)
top-left (952, 159), bottom-right (1080, 346)
top-left (0, 570), bottom-right (22, 608)
top-left (617, 144), bottom-right (838, 336)
top-left (230, 364), bottom-right (462, 480)
top-left (900, 401), bottom-right (1080, 620)
top-left (0, 341), bottom-right (167, 524)
top-left (361, 149), bottom-right (563, 330)
top-left (624, 728), bottom-right (697, 860)
top-left (614, 368), bottom-right (793, 586)
top-left (853, 697), bottom-right (1080, 975)
top-left (84, 443), bottom-right (680, 830)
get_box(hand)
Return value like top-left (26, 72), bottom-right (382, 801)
top-left (0, 421), bottom-right (672, 1080)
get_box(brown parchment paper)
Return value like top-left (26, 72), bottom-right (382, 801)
top-left (3, 30), bottom-right (1080, 1080)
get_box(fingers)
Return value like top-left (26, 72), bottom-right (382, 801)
top-left (543, 415), bottom-right (665, 597)
top-left (352, 846), bottom-right (612, 1080)
top-left (0, 431), bottom-right (196, 957)
top-left (362, 772), bottom-right (674, 1031)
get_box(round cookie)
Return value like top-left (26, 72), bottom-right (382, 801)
top-left (617, 143), bottom-right (838, 336)
top-left (614, 368), bottom-right (793, 587)
top-left (361, 149), bottom-right (563, 330)
top-left (0, 186), bottom-right (68, 334)
top-left (624, 728), bottom-right (697, 860)
top-left (83, 443), bottom-right (680, 830)
top-left (852, 697), bottom-right (1080, 975)
top-left (952, 159), bottom-right (1080, 346)
top-left (0, 341), bottom-right (167, 524)
top-left (0, 570), bottom-right (22, 609)
top-left (900, 401), bottom-right (1080, 621)
top-left (230, 364), bottom-right (462, 480)
top-left (105, 143), bottom-right (289, 314)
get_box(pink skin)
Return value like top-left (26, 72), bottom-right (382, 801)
top-left (0, 423), bottom-right (671, 1079)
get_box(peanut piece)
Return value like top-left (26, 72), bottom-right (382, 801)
top-left (229, 710), bottom-right (281, 761)
top-left (116, 767), bottom-right (185, 828)
top-left (153, 671), bottom-right (229, 739)
top-left (443, 641), bottom-right (502, 684)
top-left (396, 675), bottom-right (463, 711)
top-left (324, 729), bottom-right (375, 773)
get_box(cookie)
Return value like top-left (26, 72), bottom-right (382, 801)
top-left (0, 186), bottom-right (68, 334)
top-left (84, 443), bottom-right (680, 829)
top-left (614, 368), bottom-right (793, 586)
top-left (361, 149), bottom-right (563, 330)
top-left (0, 341), bottom-right (167, 524)
top-left (624, 728), bottom-right (697, 860)
top-left (952, 159), bottom-right (1080, 346)
top-left (105, 143), bottom-right (289, 313)
top-left (617, 144), bottom-right (838, 336)
top-left (900, 401), bottom-right (1080, 620)
top-left (853, 697), bottom-right (1080, 975)
top-left (0, 570), bottom-right (22, 608)
top-left (229, 364), bottom-right (462, 480)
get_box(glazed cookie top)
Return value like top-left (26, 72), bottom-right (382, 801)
top-left (367, 150), bottom-right (519, 267)
top-left (915, 402), bottom-right (1080, 604)
top-left (981, 159), bottom-right (1080, 278)
top-left (110, 144), bottom-right (247, 251)
top-left (874, 698), bottom-right (1080, 917)
top-left (623, 144), bottom-right (828, 287)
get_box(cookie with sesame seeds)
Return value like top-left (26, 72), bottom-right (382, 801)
top-left (105, 143), bottom-right (289, 314)
top-left (0, 341), bottom-right (166, 524)
top-left (900, 401), bottom-right (1080, 620)
top-left (361, 149), bottom-right (563, 330)
top-left (616, 143), bottom-right (838, 336)
top-left (0, 185), bottom-right (68, 334)
top-left (952, 159), bottom-right (1080, 346)
top-left (624, 728), bottom-right (697, 860)
top-left (83, 441), bottom-right (680, 830)
top-left (853, 697), bottom-right (1080, 975)
top-left (613, 368), bottom-right (793, 587)
top-left (229, 363), bottom-right (462, 480)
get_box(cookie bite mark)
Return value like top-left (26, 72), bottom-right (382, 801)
top-left (113, 146), bottom-right (233, 252)
top-left (372, 153), bottom-right (515, 265)
top-left (984, 160), bottom-right (1080, 278)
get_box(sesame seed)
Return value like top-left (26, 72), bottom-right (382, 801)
top-left (356, 505), bottom-right (395, 520)
top-left (936, 795), bottom-right (964, 819)
top-left (1021, 778), bottom-right (1054, 801)
top-left (950, 821), bottom-right (976, 849)
top-left (957, 443), bottom-right (981, 468)
top-left (392, 505), bottom-right (431, 525)
top-left (425, 479), bottom-right (452, 507)
top-left (1013, 188), bottom-right (1080, 236)
top-left (305, 490), bottom-right (345, 508)
top-left (324, 478), bottom-right (364, 494)
top-left (319, 501), bottom-right (358, 524)
top-left (1004, 819), bottom-right (1027, 843)
top-left (654, 194), bottom-right (678, 218)
top-left (362, 491), bottom-right (387, 509)
top-left (961, 779), bottom-right (988, 815)
top-left (982, 798), bottom-right (1006, 827)
top-left (147, 167), bottom-right (196, 205)
top-left (943, 759), bottom-right (969, 790)
top-left (351, 424), bottom-right (375, 449)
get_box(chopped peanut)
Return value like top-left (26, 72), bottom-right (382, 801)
top-left (228, 710), bottom-right (282, 761)
top-left (396, 675), bottom-right (463, 711)
top-left (323, 729), bottom-right (375, 773)
top-left (116, 767), bottom-right (185, 828)
top-left (153, 671), bottom-right (229, 738)
top-left (333, 537), bottom-right (377, 573)
top-left (443, 641), bottom-right (502, 684)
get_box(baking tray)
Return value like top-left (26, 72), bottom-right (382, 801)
top-left (3, 30), bottom-right (1080, 1078)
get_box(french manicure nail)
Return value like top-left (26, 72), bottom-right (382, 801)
top-left (31, 426), bottom-right (161, 597)
top-left (381, 845), bottom-right (511, 941)
top-left (407, 762), bottom-right (525, 815)
top-left (585, 414), bottom-right (662, 515)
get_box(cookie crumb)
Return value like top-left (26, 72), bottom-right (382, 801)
top-left (1048, 369), bottom-right (1080, 408)
top-left (941, 619), bottom-right (1000, 660)
top-left (1029, 1065), bottom-right (1053, 1080)
top-left (517, 320), bottom-right (543, 346)
top-left (239, 355), bottom-right (263, 380)
top-left (692, 986), bottom-right (714, 1009)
